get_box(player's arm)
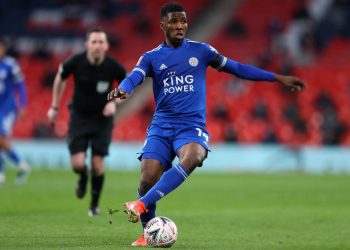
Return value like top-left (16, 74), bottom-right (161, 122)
top-left (107, 70), bottom-right (144, 101)
top-left (210, 54), bottom-right (307, 91)
top-left (15, 82), bottom-right (27, 106)
top-left (14, 81), bottom-right (27, 119)
top-left (107, 54), bottom-right (150, 101)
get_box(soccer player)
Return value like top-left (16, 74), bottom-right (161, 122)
top-left (47, 27), bottom-right (126, 216)
top-left (0, 38), bottom-right (30, 186)
top-left (107, 2), bottom-right (307, 246)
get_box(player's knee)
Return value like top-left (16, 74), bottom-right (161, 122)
top-left (91, 157), bottom-right (104, 176)
top-left (180, 151), bottom-right (206, 170)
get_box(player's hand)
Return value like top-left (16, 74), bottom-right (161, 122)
top-left (47, 107), bottom-right (58, 127)
top-left (103, 101), bottom-right (117, 117)
top-left (107, 88), bottom-right (127, 101)
top-left (275, 74), bottom-right (308, 92)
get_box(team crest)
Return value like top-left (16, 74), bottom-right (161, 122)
top-left (96, 81), bottom-right (109, 93)
top-left (189, 57), bottom-right (198, 67)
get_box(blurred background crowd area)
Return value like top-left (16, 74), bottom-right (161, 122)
top-left (2, 0), bottom-right (350, 146)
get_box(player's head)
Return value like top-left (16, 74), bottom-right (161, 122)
top-left (85, 27), bottom-right (109, 64)
top-left (0, 38), bottom-right (7, 59)
top-left (160, 2), bottom-right (187, 48)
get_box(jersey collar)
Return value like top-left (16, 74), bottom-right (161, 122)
top-left (162, 38), bottom-right (188, 49)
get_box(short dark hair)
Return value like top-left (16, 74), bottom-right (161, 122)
top-left (86, 27), bottom-right (108, 41)
top-left (160, 2), bottom-right (185, 19)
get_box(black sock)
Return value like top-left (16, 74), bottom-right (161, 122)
top-left (74, 166), bottom-right (88, 194)
top-left (91, 174), bottom-right (104, 208)
top-left (73, 165), bottom-right (88, 177)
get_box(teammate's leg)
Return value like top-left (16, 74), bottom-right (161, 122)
top-left (89, 155), bottom-right (105, 216)
top-left (0, 135), bottom-right (30, 185)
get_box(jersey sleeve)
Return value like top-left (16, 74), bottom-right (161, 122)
top-left (10, 60), bottom-right (24, 84)
top-left (117, 53), bottom-right (152, 94)
top-left (202, 44), bottom-right (221, 65)
top-left (133, 53), bottom-right (153, 80)
top-left (59, 55), bottom-right (77, 80)
top-left (7, 58), bottom-right (27, 107)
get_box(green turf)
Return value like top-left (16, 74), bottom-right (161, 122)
top-left (1, 169), bottom-right (350, 250)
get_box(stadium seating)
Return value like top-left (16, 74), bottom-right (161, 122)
top-left (12, 0), bottom-right (350, 146)
top-left (13, 0), bottom-right (210, 141)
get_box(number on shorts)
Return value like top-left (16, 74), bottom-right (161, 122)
top-left (195, 128), bottom-right (209, 142)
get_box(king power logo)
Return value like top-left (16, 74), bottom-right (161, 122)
top-left (163, 71), bottom-right (195, 95)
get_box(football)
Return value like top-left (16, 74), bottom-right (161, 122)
top-left (144, 216), bottom-right (178, 248)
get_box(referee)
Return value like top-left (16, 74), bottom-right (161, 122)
top-left (47, 27), bottom-right (126, 216)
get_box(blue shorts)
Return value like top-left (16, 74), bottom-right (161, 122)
top-left (0, 109), bottom-right (17, 136)
top-left (140, 123), bottom-right (210, 170)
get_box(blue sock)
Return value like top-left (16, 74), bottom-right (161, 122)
top-left (138, 189), bottom-right (156, 229)
top-left (140, 163), bottom-right (189, 207)
top-left (6, 149), bottom-right (21, 165)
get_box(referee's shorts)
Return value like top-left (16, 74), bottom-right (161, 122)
top-left (68, 111), bottom-right (113, 156)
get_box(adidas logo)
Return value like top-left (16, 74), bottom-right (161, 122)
top-left (156, 190), bottom-right (164, 197)
top-left (159, 64), bottom-right (168, 70)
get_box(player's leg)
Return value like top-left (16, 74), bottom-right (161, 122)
top-left (130, 158), bottom-right (164, 246)
top-left (137, 126), bottom-right (209, 209)
top-left (174, 125), bottom-right (209, 172)
top-left (0, 115), bottom-right (6, 184)
top-left (132, 143), bottom-right (206, 223)
top-left (138, 158), bottom-right (163, 226)
top-left (138, 158), bottom-right (190, 208)
top-left (0, 111), bottom-right (30, 185)
top-left (124, 124), bottom-right (174, 226)
top-left (177, 142), bottom-right (207, 173)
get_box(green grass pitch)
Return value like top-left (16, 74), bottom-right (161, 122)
top-left (1, 169), bottom-right (350, 249)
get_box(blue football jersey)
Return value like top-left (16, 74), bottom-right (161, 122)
top-left (134, 39), bottom-right (222, 126)
top-left (0, 56), bottom-right (24, 113)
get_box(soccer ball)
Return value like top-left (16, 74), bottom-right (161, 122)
top-left (144, 216), bottom-right (178, 248)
